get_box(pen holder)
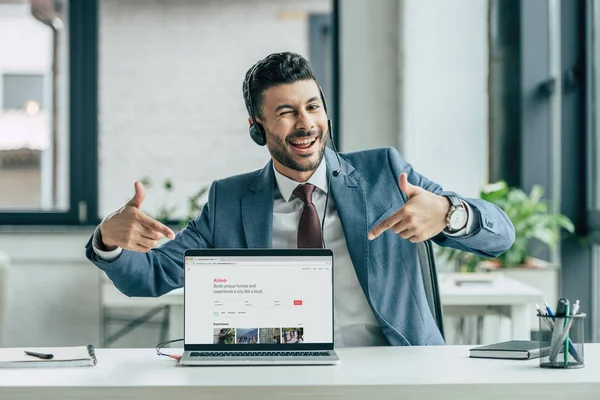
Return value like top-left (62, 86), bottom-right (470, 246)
top-left (538, 313), bottom-right (585, 369)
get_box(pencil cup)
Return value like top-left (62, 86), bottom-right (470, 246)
top-left (538, 313), bottom-right (585, 369)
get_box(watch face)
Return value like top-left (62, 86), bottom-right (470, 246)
top-left (449, 208), bottom-right (468, 230)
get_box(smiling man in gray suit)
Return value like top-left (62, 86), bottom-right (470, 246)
top-left (86, 52), bottom-right (515, 347)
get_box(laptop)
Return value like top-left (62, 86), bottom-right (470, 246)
top-left (179, 248), bottom-right (340, 366)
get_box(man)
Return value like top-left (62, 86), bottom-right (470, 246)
top-left (86, 52), bottom-right (515, 346)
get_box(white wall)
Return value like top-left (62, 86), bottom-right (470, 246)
top-left (401, 0), bottom-right (489, 198)
top-left (339, 0), bottom-right (401, 152)
top-left (99, 0), bottom-right (331, 219)
top-left (340, 0), bottom-right (488, 198)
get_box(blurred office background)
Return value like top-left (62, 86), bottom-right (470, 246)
top-left (0, 0), bottom-right (597, 348)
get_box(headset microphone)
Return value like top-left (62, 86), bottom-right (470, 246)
top-left (328, 118), bottom-right (341, 177)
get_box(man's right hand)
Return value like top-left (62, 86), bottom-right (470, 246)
top-left (98, 181), bottom-right (176, 253)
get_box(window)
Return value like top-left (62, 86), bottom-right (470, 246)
top-left (97, 0), bottom-right (335, 222)
top-left (0, 0), bottom-right (98, 225)
top-left (3, 74), bottom-right (45, 110)
top-left (0, 2), bottom-right (68, 212)
top-left (589, 0), bottom-right (600, 341)
top-left (1, 0), bottom-right (338, 225)
top-left (592, 0), bottom-right (600, 212)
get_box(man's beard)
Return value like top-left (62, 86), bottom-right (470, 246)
top-left (266, 128), bottom-right (326, 172)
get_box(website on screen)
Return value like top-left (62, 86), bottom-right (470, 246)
top-left (184, 256), bottom-right (333, 345)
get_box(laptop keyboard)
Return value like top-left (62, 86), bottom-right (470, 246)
top-left (190, 351), bottom-right (330, 357)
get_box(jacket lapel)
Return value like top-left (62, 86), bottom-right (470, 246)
top-left (326, 149), bottom-right (369, 291)
top-left (242, 161), bottom-right (275, 248)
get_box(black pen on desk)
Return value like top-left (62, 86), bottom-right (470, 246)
top-left (24, 350), bottom-right (53, 360)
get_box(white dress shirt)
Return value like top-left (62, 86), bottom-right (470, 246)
top-left (93, 160), bottom-right (474, 347)
top-left (271, 160), bottom-right (387, 347)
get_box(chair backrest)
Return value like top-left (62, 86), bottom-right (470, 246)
top-left (416, 240), bottom-right (444, 339)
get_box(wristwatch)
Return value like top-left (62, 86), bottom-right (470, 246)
top-left (444, 195), bottom-right (468, 232)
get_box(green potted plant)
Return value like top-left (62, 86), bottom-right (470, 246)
top-left (139, 177), bottom-right (209, 229)
top-left (438, 181), bottom-right (575, 272)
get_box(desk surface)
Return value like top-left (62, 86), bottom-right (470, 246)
top-left (2, 345), bottom-right (600, 399)
top-left (438, 273), bottom-right (543, 305)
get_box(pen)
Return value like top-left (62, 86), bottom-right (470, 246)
top-left (563, 303), bottom-right (570, 367)
top-left (24, 350), bottom-right (54, 360)
top-left (571, 300), bottom-right (580, 317)
top-left (536, 303), bottom-right (543, 315)
top-left (549, 298), bottom-right (569, 364)
top-left (536, 304), bottom-right (549, 319)
top-left (543, 301), bottom-right (583, 364)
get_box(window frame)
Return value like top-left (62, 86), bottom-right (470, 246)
top-left (0, 0), bottom-right (339, 227)
top-left (488, 0), bottom-right (593, 339)
top-left (0, 0), bottom-right (103, 226)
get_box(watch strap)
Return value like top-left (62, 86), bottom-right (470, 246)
top-left (444, 195), bottom-right (466, 232)
top-left (445, 194), bottom-right (463, 209)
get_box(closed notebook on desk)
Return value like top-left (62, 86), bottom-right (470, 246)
top-left (0, 345), bottom-right (97, 368)
top-left (470, 340), bottom-right (546, 360)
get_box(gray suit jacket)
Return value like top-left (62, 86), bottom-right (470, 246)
top-left (85, 147), bottom-right (515, 346)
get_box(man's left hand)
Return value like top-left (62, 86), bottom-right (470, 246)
top-left (368, 173), bottom-right (450, 243)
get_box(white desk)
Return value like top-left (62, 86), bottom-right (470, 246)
top-left (2, 345), bottom-right (600, 399)
top-left (438, 273), bottom-right (544, 340)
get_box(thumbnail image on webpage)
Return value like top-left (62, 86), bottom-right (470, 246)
top-left (212, 327), bottom-right (305, 344)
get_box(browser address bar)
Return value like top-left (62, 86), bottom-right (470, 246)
top-left (191, 261), bottom-right (330, 266)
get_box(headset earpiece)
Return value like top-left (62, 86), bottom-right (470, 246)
top-left (246, 62), bottom-right (268, 147)
top-left (249, 122), bottom-right (266, 146)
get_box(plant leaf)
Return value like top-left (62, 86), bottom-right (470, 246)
top-left (481, 181), bottom-right (509, 203)
top-left (553, 214), bottom-right (575, 233)
top-left (529, 185), bottom-right (544, 204)
top-left (531, 227), bottom-right (558, 247)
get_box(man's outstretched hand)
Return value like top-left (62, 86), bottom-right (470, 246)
top-left (98, 181), bottom-right (176, 253)
top-left (368, 173), bottom-right (450, 243)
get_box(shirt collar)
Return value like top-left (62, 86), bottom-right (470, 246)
top-left (272, 158), bottom-right (328, 202)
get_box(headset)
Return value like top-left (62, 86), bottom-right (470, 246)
top-left (246, 63), bottom-right (342, 177)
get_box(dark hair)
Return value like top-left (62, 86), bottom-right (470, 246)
top-left (242, 52), bottom-right (316, 119)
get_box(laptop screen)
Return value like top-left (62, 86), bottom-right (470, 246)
top-left (184, 249), bottom-right (333, 351)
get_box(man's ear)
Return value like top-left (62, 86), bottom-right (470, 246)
top-left (249, 116), bottom-right (264, 126)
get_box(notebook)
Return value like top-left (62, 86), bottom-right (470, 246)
top-left (469, 340), bottom-right (546, 360)
top-left (0, 345), bottom-right (97, 368)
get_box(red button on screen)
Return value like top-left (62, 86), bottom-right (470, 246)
top-left (293, 300), bottom-right (303, 305)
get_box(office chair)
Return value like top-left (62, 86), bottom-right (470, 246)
top-left (416, 240), bottom-right (445, 339)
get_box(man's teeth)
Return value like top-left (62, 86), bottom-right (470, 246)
top-left (291, 138), bottom-right (316, 145)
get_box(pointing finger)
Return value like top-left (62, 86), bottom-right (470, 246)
top-left (368, 211), bottom-right (403, 240)
top-left (139, 214), bottom-right (176, 240)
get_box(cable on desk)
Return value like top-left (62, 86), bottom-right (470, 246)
top-left (156, 338), bottom-right (183, 360)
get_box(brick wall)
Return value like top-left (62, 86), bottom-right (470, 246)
top-left (99, 0), bottom-right (331, 219)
